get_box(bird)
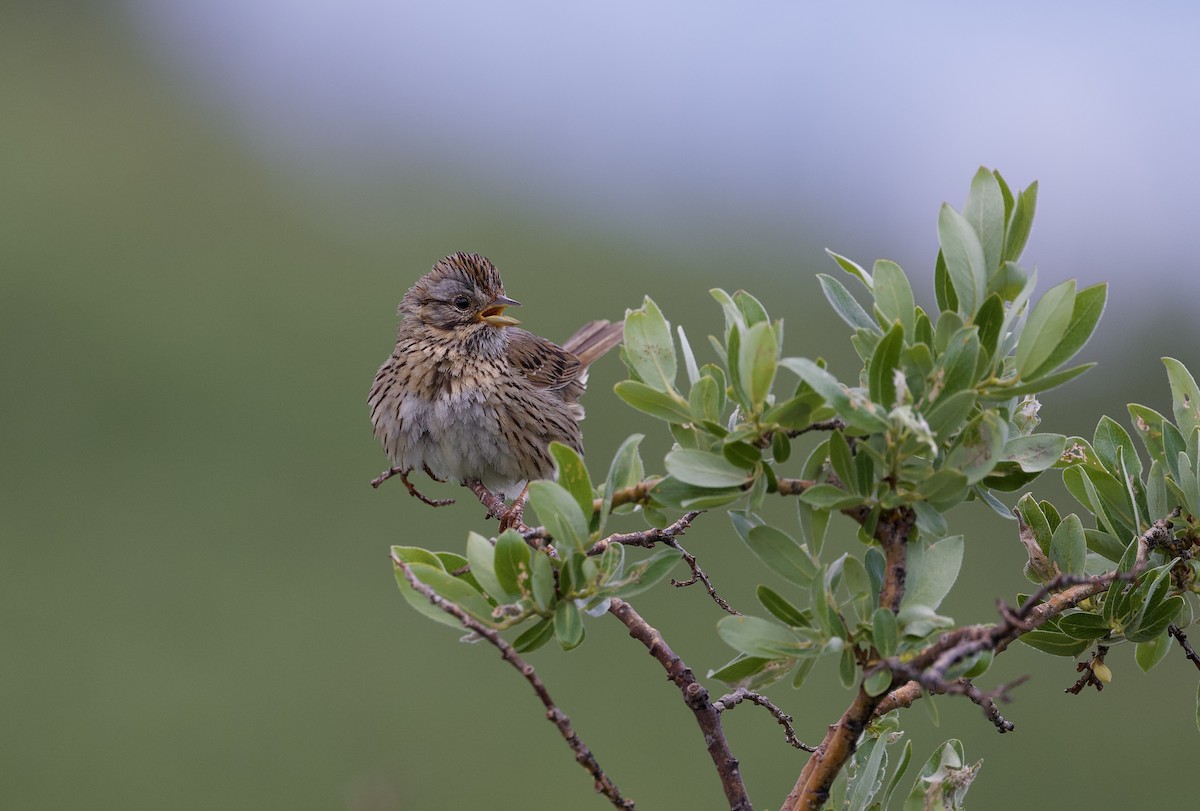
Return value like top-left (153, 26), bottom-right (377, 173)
top-left (369, 252), bottom-right (624, 530)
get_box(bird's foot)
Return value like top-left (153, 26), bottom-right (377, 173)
top-left (466, 480), bottom-right (530, 532)
top-left (497, 484), bottom-right (531, 532)
top-left (372, 466), bottom-right (454, 507)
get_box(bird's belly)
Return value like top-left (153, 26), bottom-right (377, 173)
top-left (394, 391), bottom-right (524, 495)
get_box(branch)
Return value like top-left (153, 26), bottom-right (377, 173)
top-left (592, 478), bottom-right (663, 514)
top-left (392, 554), bottom-right (634, 810)
top-left (1168, 624), bottom-right (1200, 672)
top-left (782, 506), bottom-right (915, 811)
top-left (713, 688), bottom-right (815, 751)
top-left (1065, 645), bottom-right (1109, 694)
top-left (586, 511), bottom-right (703, 555)
top-left (669, 538), bottom-right (739, 615)
top-left (608, 598), bottom-right (752, 811)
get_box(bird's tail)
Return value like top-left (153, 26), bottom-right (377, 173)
top-left (562, 320), bottom-right (625, 368)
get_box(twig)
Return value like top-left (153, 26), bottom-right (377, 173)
top-left (608, 598), bottom-right (752, 811)
top-left (586, 511), bottom-right (702, 555)
top-left (1065, 646), bottom-right (1109, 694)
top-left (1168, 624), bottom-right (1200, 672)
top-left (393, 553), bottom-right (634, 810)
top-left (668, 539), bottom-right (739, 615)
top-left (592, 478), bottom-right (663, 514)
top-left (775, 478), bottom-right (816, 496)
top-left (713, 688), bottom-right (815, 751)
top-left (873, 677), bottom-right (1026, 734)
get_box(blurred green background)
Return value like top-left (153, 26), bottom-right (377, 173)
top-left (5, 4), bottom-right (1199, 809)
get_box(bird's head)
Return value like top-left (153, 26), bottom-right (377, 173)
top-left (400, 252), bottom-right (522, 333)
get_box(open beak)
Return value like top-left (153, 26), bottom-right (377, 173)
top-left (480, 294), bottom-right (521, 327)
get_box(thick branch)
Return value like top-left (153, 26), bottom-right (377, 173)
top-left (608, 598), bottom-right (751, 811)
top-left (393, 554), bottom-right (634, 810)
top-left (782, 506), bottom-right (915, 811)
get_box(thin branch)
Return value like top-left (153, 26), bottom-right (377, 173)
top-left (392, 553), bottom-right (634, 810)
top-left (1169, 624), bottom-right (1200, 672)
top-left (668, 538), bottom-right (739, 615)
top-left (586, 511), bottom-right (703, 555)
top-left (592, 478), bottom-right (663, 514)
top-left (713, 688), bottom-right (815, 751)
top-left (608, 598), bottom-right (752, 811)
top-left (775, 478), bottom-right (816, 496)
top-left (1065, 645), bottom-right (1109, 695)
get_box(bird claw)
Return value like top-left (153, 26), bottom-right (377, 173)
top-left (371, 466), bottom-right (454, 507)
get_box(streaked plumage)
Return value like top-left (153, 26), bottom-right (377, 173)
top-left (369, 252), bottom-right (623, 524)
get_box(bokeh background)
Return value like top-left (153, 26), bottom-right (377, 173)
top-left (5, 3), bottom-right (1199, 809)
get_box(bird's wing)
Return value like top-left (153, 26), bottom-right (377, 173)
top-left (505, 329), bottom-right (583, 393)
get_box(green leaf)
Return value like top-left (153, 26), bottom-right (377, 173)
top-left (818, 273), bottom-right (881, 334)
top-left (924, 390), bottom-right (978, 442)
top-left (1094, 416), bottom-right (1141, 479)
top-left (1057, 611), bottom-right (1111, 641)
top-left (717, 614), bottom-right (812, 658)
top-left (613, 380), bottom-right (693, 423)
top-left (554, 600), bottom-right (585, 650)
top-left (946, 411), bottom-right (1007, 484)
top-left (622, 297), bottom-right (676, 391)
top-left (530, 550), bottom-right (556, 612)
top-left (880, 739), bottom-right (914, 811)
top-left (599, 433), bottom-right (643, 532)
top-left (1134, 630), bottom-right (1173, 673)
top-left (863, 668), bottom-right (894, 698)
top-left (903, 740), bottom-right (974, 811)
top-left (828, 430), bottom-right (856, 492)
top-left (607, 547), bottom-right (682, 598)
top-left (677, 325), bottom-right (701, 385)
top-left (872, 607), bottom-right (899, 657)
top-left (757, 585), bottom-right (811, 627)
top-left (529, 481), bottom-right (590, 550)
top-left (1128, 404), bottom-right (1167, 463)
top-left (1164, 357), bottom-right (1200, 440)
top-left (779, 358), bottom-right (890, 432)
top-left (513, 617), bottom-right (555, 653)
top-left (1003, 433), bottom-right (1067, 473)
top-left (1018, 627), bottom-right (1090, 657)
top-left (394, 560), bottom-right (496, 628)
top-left (846, 735), bottom-right (889, 811)
top-left (1016, 493), bottom-right (1053, 553)
top-left (798, 483), bottom-right (864, 510)
top-left (466, 532), bottom-right (515, 603)
top-left (1015, 280), bottom-right (1076, 378)
top-left (982, 362), bottom-right (1095, 399)
top-left (1026, 283), bottom-right (1107, 380)
top-left (868, 322), bottom-right (904, 408)
top-left (873, 259), bottom-right (916, 336)
top-left (665, 447), bottom-right (752, 488)
top-left (934, 250), bottom-right (958, 314)
top-left (739, 320), bottom-right (778, 409)
top-left (900, 535), bottom-right (963, 612)
top-left (825, 248), bottom-right (873, 289)
top-left (936, 324), bottom-right (982, 399)
top-left (1003, 180), bottom-right (1038, 263)
top-left (549, 442), bottom-right (594, 523)
top-left (963, 166), bottom-right (1005, 275)
top-left (937, 203), bottom-right (987, 316)
top-left (493, 530), bottom-right (532, 598)
top-left (744, 525), bottom-right (818, 586)
top-left (688, 375), bottom-right (721, 424)
top-left (734, 289), bottom-right (770, 326)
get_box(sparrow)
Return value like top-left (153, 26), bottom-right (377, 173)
top-left (369, 252), bottom-right (623, 530)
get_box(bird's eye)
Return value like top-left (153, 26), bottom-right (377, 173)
top-left (452, 295), bottom-right (471, 311)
